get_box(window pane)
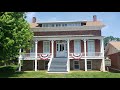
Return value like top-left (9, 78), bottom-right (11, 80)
top-left (45, 61), bottom-right (49, 69)
top-left (75, 65), bottom-right (79, 69)
top-left (87, 65), bottom-right (91, 69)
top-left (74, 40), bottom-right (81, 53)
top-left (74, 61), bottom-right (79, 64)
top-left (31, 43), bottom-right (35, 52)
top-left (44, 41), bottom-right (50, 53)
top-left (87, 61), bottom-right (91, 64)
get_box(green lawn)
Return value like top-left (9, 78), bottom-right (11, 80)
top-left (0, 65), bottom-right (120, 78)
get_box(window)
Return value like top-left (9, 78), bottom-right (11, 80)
top-left (87, 40), bottom-right (95, 56)
top-left (30, 43), bottom-right (35, 53)
top-left (62, 24), bottom-right (65, 27)
top-left (58, 24), bottom-right (61, 27)
top-left (87, 60), bottom-right (92, 70)
top-left (81, 22), bottom-right (86, 26)
top-left (65, 24), bottom-right (67, 26)
top-left (43, 41), bottom-right (50, 53)
top-left (74, 60), bottom-right (80, 70)
top-left (56, 24), bottom-right (58, 27)
top-left (37, 24), bottom-right (42, 27)
top-left (74, 40), bottom-right (81, 54)
top-left (51, 24), bottom-right (54, 27)
top-left (44, 61), bottom-right (49, 70)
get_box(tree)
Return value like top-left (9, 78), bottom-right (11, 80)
top-left (104, 36), bottom-right (120, 47)
top-left (0, 12), bottom-right (33, 65)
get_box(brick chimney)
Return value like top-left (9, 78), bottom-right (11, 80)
top-left (32, 17), bottom-right (36, 23)
top-left (93, 15), bottom-right (97, 21)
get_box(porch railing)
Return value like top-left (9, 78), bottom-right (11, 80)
top-left (69, 52), bottom-right (103, 59)
top-left (21, 53), bottom-right (52, 60)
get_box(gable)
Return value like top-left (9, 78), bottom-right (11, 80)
top-left (105, 43), bottom-right (120, 55)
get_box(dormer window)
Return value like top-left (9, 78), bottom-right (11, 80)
top-left (52, 24), bottom-right (54, 27)
top-left (41, 22), bottom-right (85, 27)
top-left (81, 22), bottom-right (86, 26)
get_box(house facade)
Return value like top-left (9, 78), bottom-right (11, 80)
top-left (18, 15), bottom-right (106, 73)
top-left (105, 41), bottom-right (120, 71)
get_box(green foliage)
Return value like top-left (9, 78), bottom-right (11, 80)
top-left (104, 36), bottom-right (120, 47)
top-left (0, 65), bottom-right (18, 73)
top-left (0, 69), bottom-right (120, 78)
top-left (0, 12), bottom-right (33, 63)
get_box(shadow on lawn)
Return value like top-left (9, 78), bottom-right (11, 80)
top-left (108, 67), bottom-right (120, 73)
top-left (0, 66), bottom-right (26, 78)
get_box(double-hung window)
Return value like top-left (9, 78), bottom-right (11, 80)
top-left (43, 41), bottom-right (50, 54)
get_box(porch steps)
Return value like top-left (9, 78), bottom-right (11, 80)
top-left (48, 58), bottom-right (68, 73)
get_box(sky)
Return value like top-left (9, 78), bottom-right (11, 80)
top-left (26, 12), bottom-right (120, 38)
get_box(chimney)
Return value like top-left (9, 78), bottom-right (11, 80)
top-left (93, 15), bottom-right (97, 21)
top-left (32, 17), bottom-right (36, 23)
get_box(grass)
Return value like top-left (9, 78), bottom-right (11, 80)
top-left (0, 65), bottom-right (120, 78)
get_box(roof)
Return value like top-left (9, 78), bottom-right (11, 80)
top-left (105, 41), bottom-right (120, 55)
top-left (109, 41), bottom-right (120, 50)
top-left (29, 21), bottom-right (105, 28)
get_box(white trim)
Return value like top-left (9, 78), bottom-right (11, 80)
top-left (73, 60), bottom-right (80, 70)
top-left (33, 60), bottom-right (39, 70)
top-left (43, 41), bottom-right (50, 54)
top-left (87, 60), bottom-right (92, 70)
top-left (51, 40), bottom-right (54, 58)
top-left (84, 39), bottom-right (87, 71)
top-left (35, 40), bottom-right (38, 71)
top-left (67, 39), bottom-right (70, 72)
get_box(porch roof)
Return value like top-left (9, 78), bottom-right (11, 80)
top-left (33, 35), bottom-right (104, 41)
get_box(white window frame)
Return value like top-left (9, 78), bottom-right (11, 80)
top-left (87, 40), bottom-right (95, 56)
top-left (74, 40), bottom-right (81, 54)
top-left (43, 41), bottom-right (50, 54)
top-left (73, 60), bottom-right (80, 70)
top-left (30, 42), bottom-right (35, 53)
top-left (87, 60), bottom-right (92, 70)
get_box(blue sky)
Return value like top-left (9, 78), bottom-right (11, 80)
top-left (26, 12), bottom-right (120, 38)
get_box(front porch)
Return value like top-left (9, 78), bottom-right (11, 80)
top-left (18, 35), bottom-right (105, 72)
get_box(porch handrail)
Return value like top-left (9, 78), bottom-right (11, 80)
top-left (48, 53), bottom-right (53, 71)
top-left (21, 53), bottom-right (52, 60)
top-left (70, 52), bottom-right (102, 57)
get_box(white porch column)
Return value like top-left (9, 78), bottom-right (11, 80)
top-left (51, 40), bottom-right (54, 58)
top-left (84, 39), bottom-right (87, 71)
top-left (67, 39), bottom-right (70, 72)
top-left (18, 48), bottom-right (22, 72)
top-left (101, 38), bottom-right (105, 71)
top-left (35, 40), bottom-right (38, 71)
top-left (100, 38), bottom-right (104, 57)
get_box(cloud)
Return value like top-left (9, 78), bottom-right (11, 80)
top-left (26, 12), bottom-right (36, 22)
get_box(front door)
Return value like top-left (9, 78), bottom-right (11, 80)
top-left (56, 41), bottom-right (67, 57)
